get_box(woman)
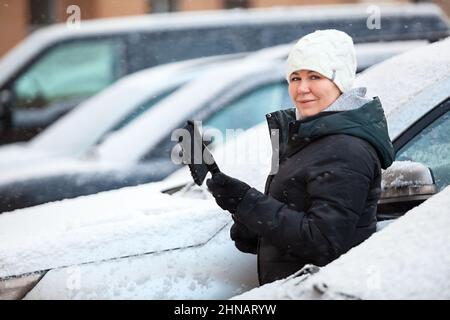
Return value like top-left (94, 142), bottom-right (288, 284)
top-left (206, 29), bottom-right (395, 285)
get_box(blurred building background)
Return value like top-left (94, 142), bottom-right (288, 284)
top-left (1, 0), bottom-right (449, 57)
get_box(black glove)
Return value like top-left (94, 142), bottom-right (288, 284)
top-left (206, 172), bottom-right (251, 214)
top-left (230, 220), bottom-right (258, 254)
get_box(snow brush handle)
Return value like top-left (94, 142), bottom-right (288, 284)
top-left (207, 162), bottom-right (220, 175)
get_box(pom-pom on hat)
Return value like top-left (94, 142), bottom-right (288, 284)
top-left (286, 29), bottom-right (357, 93)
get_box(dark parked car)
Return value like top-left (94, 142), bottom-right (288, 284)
top-left (0, 3), bottom-right (449, 143)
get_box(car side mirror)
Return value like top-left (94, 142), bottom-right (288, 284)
top-left (377, 161), bottom-right (437, 220)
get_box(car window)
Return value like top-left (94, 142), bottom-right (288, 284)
top-left (12, 38), bottom-right (124, 110)
top-left (203, 81), bottom-right (291, 135)
top-left (142, 82), bottom-right (291, 162)
top-left (108, 86), bottom-right (179, 133)
top-left (396, 109), bottom-right (450, 191)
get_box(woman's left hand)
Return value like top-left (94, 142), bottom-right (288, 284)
top-left (206, 172), bottom-right (251, 214)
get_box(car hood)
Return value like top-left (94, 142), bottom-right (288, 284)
top-left (0, 181), bottom-right (228, 278)
top-left (0, 143), bottom-right (54, 172)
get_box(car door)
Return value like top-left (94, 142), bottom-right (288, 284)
top-left (0, 37), bottom-right (126, 144)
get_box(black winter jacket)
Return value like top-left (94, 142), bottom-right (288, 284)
top-left (232, 97), bottom-right (395, 285)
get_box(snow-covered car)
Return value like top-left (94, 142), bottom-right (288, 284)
top-left (0, 53), bottom-right (243, 171)
top-left (0, 3), bottom-right (449, 144)
top-left (231, 184), bottom-right (450, 300)
top-left (0, 37), bottom-right (449, 300)
top-left (2, 3), bottom-right (446, 144)
top-left (0, 40), bottom-right (428, 213)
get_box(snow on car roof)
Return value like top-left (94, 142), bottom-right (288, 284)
top-left (239, 40), bottom-right (429, 70)
top-left (355, 37), bottom-right (450, 139)
top-left (232, 185), bottom-right (450, 300)
top-left (356, 37), bottom-right (450, 116)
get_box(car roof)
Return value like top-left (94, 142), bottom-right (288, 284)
top-left (355, 37), bottom-right (450, 138)
top-left (0, 2), bottom-right (448, 86)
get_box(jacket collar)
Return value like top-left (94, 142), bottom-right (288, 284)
top-left (265, 97), bottom-right (395, 168)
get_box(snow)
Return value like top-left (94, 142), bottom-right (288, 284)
top-left (354, 40), bottom-right (428, 71)
top-left (0, 158), bottom-right (119, 185)
top-left (355, 37), bottom-right (450, 117)
top-left (23, 221), bottom-right (258, 299)
top-left (0, 180), bottom-right (229, 278)
top-left (0, 143), bottom-right (51, 171)
top-left (1, 16), bottom-right (449, 299)
top-left (381, 161), bottom-right (433, 189)
top-left (385, 76), bottom-right (450, 140)
top-left (243, 40), bottom-right (428, 73)
top-left (232, 185), bottom-right (450, 300)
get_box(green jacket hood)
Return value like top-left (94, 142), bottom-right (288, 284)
top-left (266, 97), bottom-right (395, 169)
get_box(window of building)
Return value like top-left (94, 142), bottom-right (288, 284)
top-left (224, 0), bottom-right (248, 9)
top-left (29, 0), bottom-right (56, 29)
top-left (150, 0), bottom-right (178, 13)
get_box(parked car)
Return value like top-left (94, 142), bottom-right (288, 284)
top-left (0, 37), bottom-right (449, 300)
top-left (0, 127), bottom-right (439, 300)
top-left (0, 53), bottom-right (243, 171)
top-left (231, 183), bottom-right (450, 300)
top-left (0, 39), bottom-right (425, 170)
top-left (0, 40), bottom-right (428, 213)
top-left (0, 3), bottom-right (448, 144)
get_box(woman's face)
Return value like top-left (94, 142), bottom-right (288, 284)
top-left (288, 70), bottom-right (341, 118)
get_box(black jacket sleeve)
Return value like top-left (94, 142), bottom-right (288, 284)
top-left (234, 143), bottom-right (376, 265)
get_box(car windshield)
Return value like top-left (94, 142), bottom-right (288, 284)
top-left (203, 81), bottom-right (291, 135)
top-left (12, 38), bottom-right (125, 110)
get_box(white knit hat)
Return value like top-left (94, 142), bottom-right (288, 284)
top-left (286, 29), bottom-right (357, 93)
